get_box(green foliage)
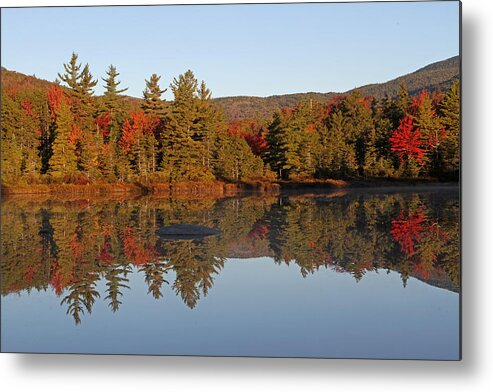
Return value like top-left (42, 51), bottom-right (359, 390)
top-left (101, 64), bottom-right (128, 113)
top-left (438, 80), bottom-right (460, 179)
top-left (49, 99), bottom-right (78, 177)
top-left (142, 73), bottom-right (167, 118)
top-left (2, 55), bottom-right (459, 186)
top-left (214, 132), bottom-right (264, 182)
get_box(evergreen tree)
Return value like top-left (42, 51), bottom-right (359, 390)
top-left (1, 91), bottom-right (23, 180)
top-left (215, 131), bottom-right (264, 182)
top-left (49, 98), bottom-right (78, 177)
top-left (337, 91), bottom-right (376, 175)
top-left (438, 80), bottom-right (460, 179)
top-left (78, 63), bottom-right (98, 116)
top-left (102, 65), bottom-right (128, 113)
top-left (57, 52), bottom-right (82, 100)
top-left (98, 65), bottom-right (129, 180)
top-left (76, 88), bottom-right (101, 178)
top-left (142, 73), bottom-right (167, 118)
top-left (265, 112), bottom-right (286, 179)
top-left (195, 80), bottom-right (224, 170)
top-left (320, 110), bottom-right (357, 177)
top-left (396, 82), bottom-right (410, 119)
top-left (58, 55), bottom-right (99, 178)
top-left (162, 70), bottom-right (208, 181)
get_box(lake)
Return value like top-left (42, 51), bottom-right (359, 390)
top-left (1, 187), bottom-right (460, 359)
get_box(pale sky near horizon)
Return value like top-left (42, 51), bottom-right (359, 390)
top-left (1, 2), bottom-right (460, 99)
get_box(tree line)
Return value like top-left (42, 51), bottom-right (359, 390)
top-left (1, 52), bottom-right (460, 186)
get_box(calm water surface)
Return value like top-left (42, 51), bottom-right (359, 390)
top-left (1, 187), bottom-right (460, 359)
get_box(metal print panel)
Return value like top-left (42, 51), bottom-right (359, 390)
top-left (0, 1), bottom-right (461, 359)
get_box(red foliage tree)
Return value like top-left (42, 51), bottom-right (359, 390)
top-left (120, 110), bottom-right (158, 153)
top-left (229, 120), bottom-right (268, 157)
top-left (47, 85), bottom-right (65, 120)
top-left (390, 116), bottom-right (425, 165)
top-left (95, 112), bottom-right (112, 138)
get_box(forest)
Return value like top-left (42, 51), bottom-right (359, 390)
top-left (1, 53), bottom-right (460, 192)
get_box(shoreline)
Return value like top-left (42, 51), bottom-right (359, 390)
top-left (1, 178), bottom-right (459, 198)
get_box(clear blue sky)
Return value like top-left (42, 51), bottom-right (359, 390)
top-left (1, 2), bottom-right (460, 99)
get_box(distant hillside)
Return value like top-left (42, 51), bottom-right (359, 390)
top-left (2, 55), bottom-right (459, 122)
top-left (1, 67), bottom-right (55, 93)
top-left (214, 56), bottom-right (460, 121)
top-left (0, 67), bottom-right (140, 109)
top-left (354, 56), bottom-right (460, 98)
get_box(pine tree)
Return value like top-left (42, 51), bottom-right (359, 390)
top-left (195, 80), bottom-right (224, 170)
top-left (265, 112), bottom-right (286, 179)
top-left (97, 65), bottom-right (129, 180)
top-left (320, 110), bottom-right (357, 177)
top-left (102, 65), bottom-right (128, 113)
top-left (396, 82), bottom-right (410, 119)
top-left (1, 91), bottom-right (23, 180)
top-left (438, 80), bottom-right (460, 179)
top-left (336, 91), bottom-right (376, 175)
top-left (49, 97), bottom-right (78, 177)
top-left (57, 52), bottom-right (82, 99)
top-left (162, 70), bottom-right (207, 182)
top-left (214, 131), bottom-right (264, 182)
top-left (142, 73), bottom-right (167, 118)
top-left (78, 63), bottom-right (98, 116)
top-left (58, 55), bottom-right (99, 178)
top-left (77, 64), bottom-right (99, 177)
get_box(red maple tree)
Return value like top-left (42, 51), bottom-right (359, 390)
top-left (390, 116), bottom-right (425, 165)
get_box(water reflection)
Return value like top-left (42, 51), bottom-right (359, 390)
top-left (1, 190), bottom-right (459, 324)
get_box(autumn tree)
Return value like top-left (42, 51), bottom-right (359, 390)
top-left (58, 54), bottom-right (100, 178)
top-left (48, 87), bottom-right (78, 177)
top-left (120, 110), bottom-right (159, 176)
top-left (411, 90), bottom-right (447, 176)
top-left (390, 116), bottom-right (424, 177)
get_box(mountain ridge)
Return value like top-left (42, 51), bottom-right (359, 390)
top-left (214, 55), bottom-right (459, 120)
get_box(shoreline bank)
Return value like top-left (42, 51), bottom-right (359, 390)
top-left (1, 178), bottom-right (459, 197)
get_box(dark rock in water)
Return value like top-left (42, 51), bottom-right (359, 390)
top-left (156, 224), bottom-right (222, 240)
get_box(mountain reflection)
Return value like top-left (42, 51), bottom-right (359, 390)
top-left (1, 191), bottom-right (459, 324)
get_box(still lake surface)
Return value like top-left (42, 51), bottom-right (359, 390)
top-left (1, 187), bottom-right (460, 359)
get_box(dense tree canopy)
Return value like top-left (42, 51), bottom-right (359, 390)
top-left (1, 52), bottom-right (460, 186)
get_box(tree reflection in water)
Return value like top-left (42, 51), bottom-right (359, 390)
top-left (1, 190), bottom-right (459, 324)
